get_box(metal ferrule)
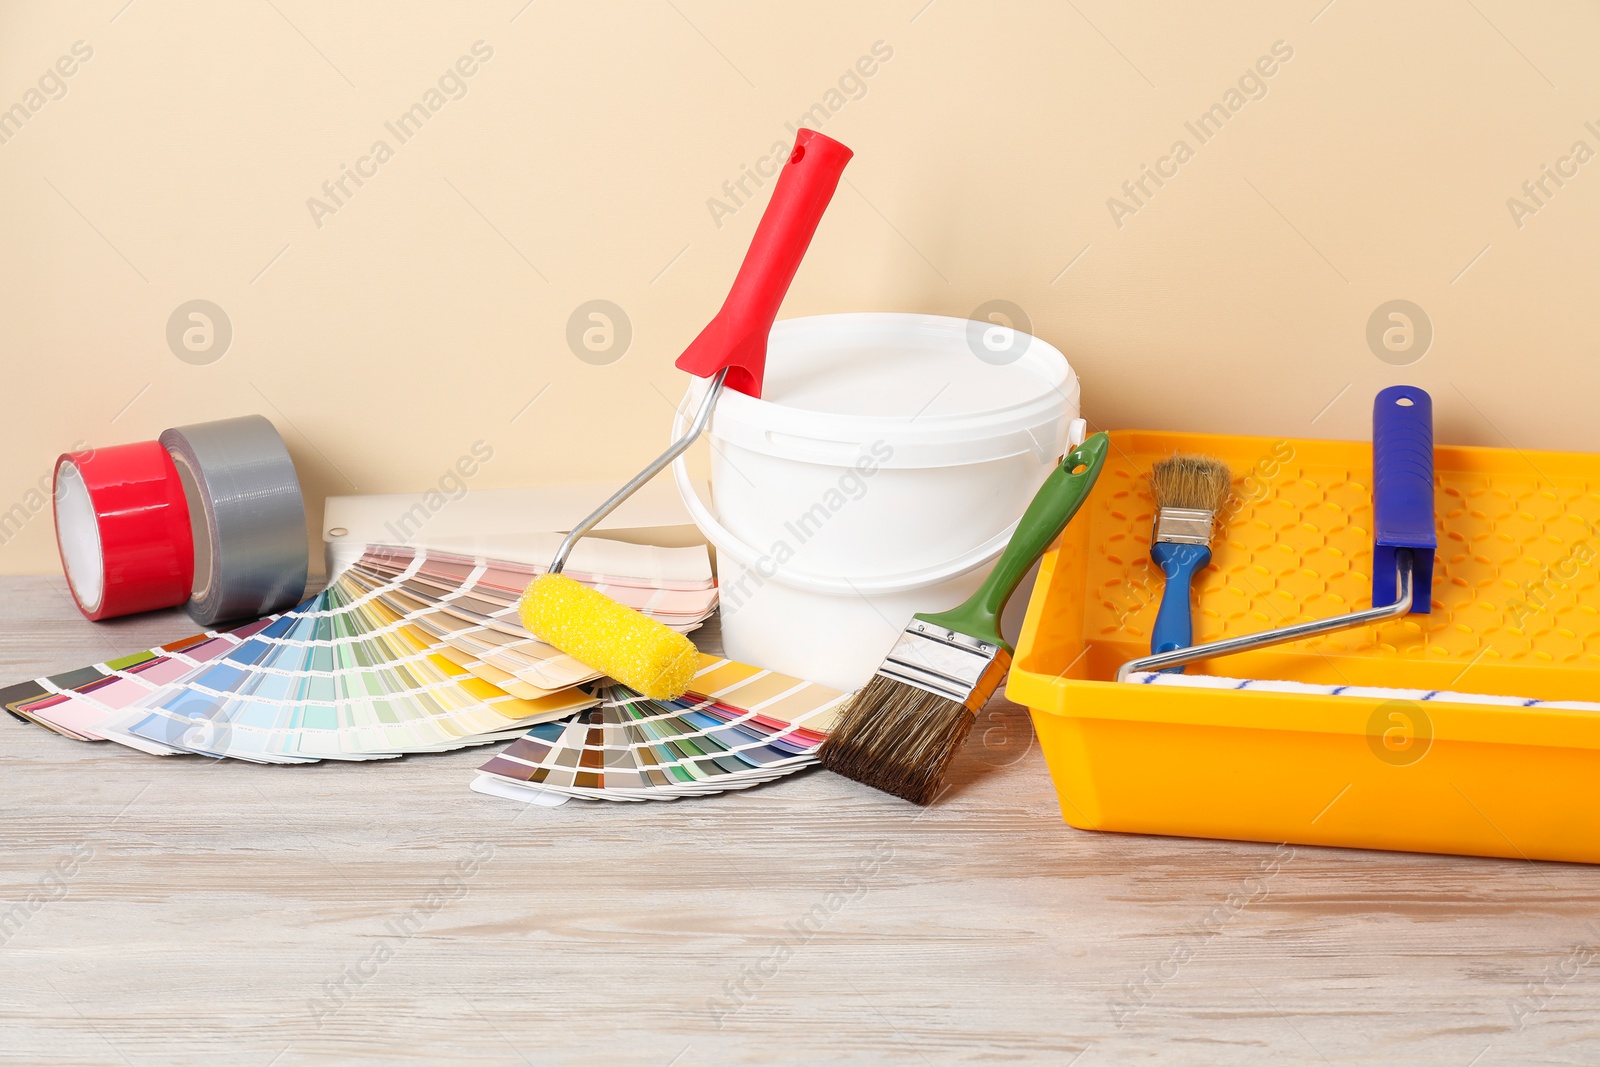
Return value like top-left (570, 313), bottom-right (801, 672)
top-left (876, 620), bottom-right (1012, 713)
top-left (1152, 507), bottom-right (1215, 546)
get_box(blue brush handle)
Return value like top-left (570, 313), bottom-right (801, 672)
top-left (1151, 541), bottom-right (1212, 671)
top-left (1371, 385), bottom-right (1436, 613)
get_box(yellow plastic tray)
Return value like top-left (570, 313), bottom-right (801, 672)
top-left (1007, 430), bottom-right (1600, 864)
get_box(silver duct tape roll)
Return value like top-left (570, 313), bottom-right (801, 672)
top-left (160, 416), bottom-right (308, 625)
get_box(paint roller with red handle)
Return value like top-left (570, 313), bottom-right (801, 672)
top-left (519, 129), bottom-right (854, 700)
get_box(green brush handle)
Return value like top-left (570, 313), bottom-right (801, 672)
top-left (915, 432), bottom-right (1109, 654)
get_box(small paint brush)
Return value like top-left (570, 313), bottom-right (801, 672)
top-left (819, 433), bottom-right (1108, 804)
top-left (1147, 454), bottom-right (1231, 671)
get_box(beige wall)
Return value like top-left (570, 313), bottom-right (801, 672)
top-left (3, 0), bottom-right (1598, 574)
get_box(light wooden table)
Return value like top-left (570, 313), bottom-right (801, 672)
top-left (3, 574), bottom-right (1599, 1066)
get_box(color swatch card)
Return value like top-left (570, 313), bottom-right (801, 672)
top-left (96, 578), bottom-right (592, 763)
top-left (2, 620), bottom-right (275, 743)
top-left (5, 574), bottom-right (591, 762)
top-left (472, 655), bottom-right (847, 802)
top-left (4, 545), bottom-right (718, 764)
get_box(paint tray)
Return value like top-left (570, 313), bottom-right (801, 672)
top-left (1007, 429), bottom-right (1600, 864)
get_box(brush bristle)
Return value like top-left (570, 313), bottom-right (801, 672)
top-left (818, 675), bottom-right (976, 805)
top-left (1149, 453), bottom-right (1231, 513)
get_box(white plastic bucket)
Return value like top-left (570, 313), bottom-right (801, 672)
top-left (672, 312), bottom-right (1079, 692)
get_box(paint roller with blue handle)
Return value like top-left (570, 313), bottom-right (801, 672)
top-left (1371, 385), bottom-right (1437, 612)
top-left (1118, 385), bottom-right (1436, 680)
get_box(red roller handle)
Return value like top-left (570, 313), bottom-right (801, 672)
top-left (674, 128), bottom-right (853, 398)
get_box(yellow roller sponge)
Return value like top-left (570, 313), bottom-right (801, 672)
top-left (519, 573), bottom-right (698, 700)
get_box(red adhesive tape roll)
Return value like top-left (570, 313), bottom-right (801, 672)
top-left (52, 442), bottom-right (195, 621)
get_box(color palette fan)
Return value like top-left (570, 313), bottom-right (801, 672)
top-left (471, 654), bottom-right (847, 803)
top-left (1, 545), bottom-right (716, 762)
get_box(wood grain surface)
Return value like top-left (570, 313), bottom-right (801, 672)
top-left (4, 574), bottom-right (1600, 1066)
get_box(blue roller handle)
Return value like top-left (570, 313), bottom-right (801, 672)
top-left (1371, 385), bottom-right (1436, 613)
top-left (1151, 541), bottom-right (1212, 671)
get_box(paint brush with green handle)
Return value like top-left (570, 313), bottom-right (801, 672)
top-left (819, 432), bottom-right (1110, 804)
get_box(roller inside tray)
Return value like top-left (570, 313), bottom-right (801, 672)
top-left (1018, 430), bottom-right (1600, 703)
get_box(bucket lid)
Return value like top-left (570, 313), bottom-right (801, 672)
top-left (705, 312), bottom-right (1078, 468)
